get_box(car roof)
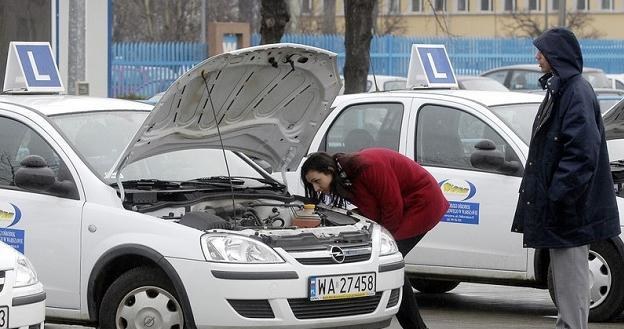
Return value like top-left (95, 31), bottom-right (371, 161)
top-left (483, 64), bottom-right (603, 73)
top-left (335, 89), bottom-right (543, 107)
top-left (0, 94), bottom-right (152, 116)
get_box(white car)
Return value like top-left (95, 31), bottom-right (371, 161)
top-left (0, 241), bottom-right (45, 329)
top-left (0, 44), bottom-right (403, 329)
top-left (338, 75), bottom-right (407, 94)
top-left (607, 74), bottom-right (624, 90)
top-left (281, 89), bottom-right (624, 322)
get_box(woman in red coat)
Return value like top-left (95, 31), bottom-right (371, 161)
top-left (300, 148), bottom-right (449, 329)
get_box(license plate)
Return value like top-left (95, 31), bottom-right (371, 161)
top-left (309, 272), bottom-right (376, 301)
top-left (0, 306), bottom-right (8, 329)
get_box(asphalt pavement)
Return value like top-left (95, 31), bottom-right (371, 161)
top-left (46, 283), bottom-right (624, 329)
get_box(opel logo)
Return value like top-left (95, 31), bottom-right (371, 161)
top-left (330, 246), bottom-right (345, 263)
top-left (144, 316), bottom-right (155, 327)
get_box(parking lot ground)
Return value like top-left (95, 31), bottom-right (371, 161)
top-left (386, 283), bottom-right (624, 329)
top-left (46, 283), bottom-right (624, 329)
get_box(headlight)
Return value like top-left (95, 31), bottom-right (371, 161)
top-left (15, 255), bottom-right (39, 287)
top-left (201, 234), bottom-right (285, 263)
top-left (379, 226), bottom-right (399, 256)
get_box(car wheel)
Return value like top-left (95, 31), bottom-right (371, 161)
top-left (99, 266), bottom-right (184, 329)
top-left (547, 241), bottom-right (624, 322)
top-left (409, 278), bottom-right (460, 293)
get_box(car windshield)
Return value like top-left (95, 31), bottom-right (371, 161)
top-left (489, 103), bottom-right (541, 145)
top-left (50, 111), bottom-right (265, 183)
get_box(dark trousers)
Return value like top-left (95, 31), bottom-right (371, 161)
top-left (395, 234), bottom-right (428, 329)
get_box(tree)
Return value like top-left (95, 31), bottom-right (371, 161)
top-left (260, 0), bottom-right (290, 44)
top-left (503, 10), bottom-right (603, 38)
top-left (343, 0), bottom-right (375, 94)
top-left (238, 0), bottom-right (261, 34)
top-left (322, 0), bottom-right (337, 34)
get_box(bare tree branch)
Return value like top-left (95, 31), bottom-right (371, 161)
top-left (503, 10), bottom-right (603, 38)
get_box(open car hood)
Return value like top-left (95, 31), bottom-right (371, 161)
top-left (110, 44), bottom-right (341, 176)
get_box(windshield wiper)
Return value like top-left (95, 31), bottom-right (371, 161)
top-left (187, 176), bottom-right (246, 185)
top-left (113, 179), bottom-right (181, 190)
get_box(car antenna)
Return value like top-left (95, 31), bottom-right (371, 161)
top-left (201, 69), bottom-right (238, 228)
top-left (370, 52), bottom-right (380, 92)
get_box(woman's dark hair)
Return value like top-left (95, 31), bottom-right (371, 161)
top-left (300, 152), bottom-right (352, 208)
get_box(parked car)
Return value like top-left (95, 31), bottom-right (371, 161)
top-left (339, 75), bottom-right (407, 94)
top-left (456, 75), bottom-right (509, 91)
top-left (607, 74), bottom-right (624, 90)
top-left (481, 64), bottom-right (612, 91)
top-left (0, 44), bottom-right (404, 329)
top-left (527, 87), bottom-right (624, 113)
top-left (0, 241), bottom-right (45, 329)
top-left (110, 65), bottom-right (178, 98)
top-left (279, 89), bottom-right (624, 322)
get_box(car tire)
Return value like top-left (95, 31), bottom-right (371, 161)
top-left (547, 241), bottom-right (624, 322)
top-left (99, 266), bottom-right (185, 329)
top-left (409, 278), bottom-right (460, 293)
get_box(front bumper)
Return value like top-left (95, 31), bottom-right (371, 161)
top-left (168, 252), bottom-right (404, 329)
top-left (0, 278), bottom-right (45, 329)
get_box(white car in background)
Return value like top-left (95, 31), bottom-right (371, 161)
top-left (0, 44), bottom-right (403, 329)
top-left (0, 241), bottom-right (45, 329)
top-left (280, 89), bottom-right (624, 322)
top-left (607, 74), bottom-right (624, 90)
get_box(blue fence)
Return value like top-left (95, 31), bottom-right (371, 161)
top-left (111, 35), bottom-right (624, 98)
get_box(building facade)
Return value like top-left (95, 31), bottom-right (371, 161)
top-left (300, 0), bottom-right (624, 38)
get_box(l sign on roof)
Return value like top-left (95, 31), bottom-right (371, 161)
top-left (3, 42), bottom-right (64, 93)
top-left (406, 44), bottom-right (457, 89)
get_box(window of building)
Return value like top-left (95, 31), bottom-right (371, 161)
top-left (503, 0), bottom-right (516, 11)
top-left (481, 0), bottom-right (493, 11)
top-left (388, 0), bottom-right (401, 13)
top-left (528, 0), bottom-right (540, 10)
top-left (576, 0), bottom-right (589, 10)
top-left (435, 0), bottom-right (447, 11)
top-left (601, 0), bottom-right (614, 10)
top-left (411, 0), bottom-right (423, 12)
top-left (457, 0), bottom-right (469, 11)
top-left (552, 0), bottom-right (559, 10)
top-left (301, 0), bottom-right (313, 15)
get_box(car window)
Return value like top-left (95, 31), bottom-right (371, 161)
top-left (0, 116), bottom-right (75, 196)
top-left (509, 71), bottom-right (541, 90)
top-left (416, 105), bottom-right (520, 174)
top-left (615, 80), bottom-right (624, 90)
top-left (322, 103), bottom-right (403, 153)
top-left (383, 80), bottom-right (407, 91)
top-left (482, 71), bottom-right (507, 85)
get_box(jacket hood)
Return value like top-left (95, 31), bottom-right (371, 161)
top-left (109, 44), bottom-right (341, 176)
top-left (533, 28), bottom-right (583, 82)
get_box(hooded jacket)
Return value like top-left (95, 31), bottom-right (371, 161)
top-left (511, 28), bottom-right (620, 248)
top-left (337, 148), bottom-right (449, 240)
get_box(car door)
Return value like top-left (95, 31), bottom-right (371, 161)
top-left (0, 108), bottom-right (83, 309)
top-left (280, 96), bottom-right (413, 196)
top-left (404, 99), bottom-right (527, 274)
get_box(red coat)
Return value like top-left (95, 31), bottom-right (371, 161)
top-left (339, 148), bottom-right (449, 240)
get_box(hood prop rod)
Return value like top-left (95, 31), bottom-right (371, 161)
top-left (201, 69), bottom-right (239, 228)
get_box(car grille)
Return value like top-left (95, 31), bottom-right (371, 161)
top-left (386, 288), bottom-right (400, 308)
top-left (288, 293), bottom-right (382, 319)
top-left (296, 253), bottom-right (371, 265)
top-left (0, 271), bottom-right (5, 293)
top-left (293, 245), bottom-right (372, 265)
top-left (227, 299), bottom-right (275, 318)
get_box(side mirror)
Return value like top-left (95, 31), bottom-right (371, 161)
top-left (470, 140), bottom-right (523, 176)
top-left (14, 155), bottom-right (56, 190)
top-left (14, 155), bottom-right (79, 199)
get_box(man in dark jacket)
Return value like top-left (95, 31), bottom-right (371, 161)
top-left (512, 28), bottom-right (621, 329)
